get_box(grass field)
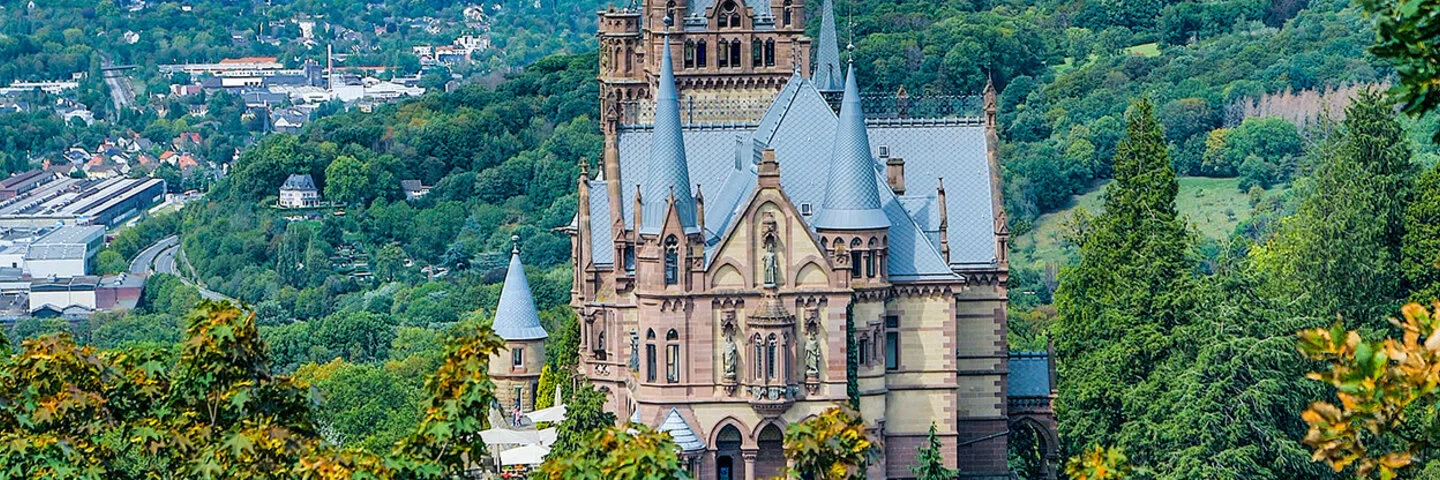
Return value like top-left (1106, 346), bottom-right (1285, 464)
top-left (1011, 177), bottom-right (1279, 270)
top-left (1126, 42), bottom-right (1160, 57)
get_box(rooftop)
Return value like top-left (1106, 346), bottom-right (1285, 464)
top-left (25, 244), bottom-right (86, 261)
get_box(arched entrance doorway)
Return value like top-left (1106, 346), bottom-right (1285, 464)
top-left (716, 425), bottom-right (743, 480)
top-left (1009, 417), bottom-right (1059, 480)
top-left (755, 424), bottom-right (785, 478)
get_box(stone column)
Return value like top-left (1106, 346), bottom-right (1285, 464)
top-left (742, 451), bottom-right (758, 480)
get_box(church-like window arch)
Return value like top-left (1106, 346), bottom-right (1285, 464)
top-left (718, 40), bottom-right (730, 68)
top-left (752, 38), bottom-right (762, 68)
top-left (646, 328), bottom-right (657, 382)
top-left (684, 40), bottom-right (696, 69)
top-left (765, 334), bottom-right (778, 380)
top-left (866, 237), bottom-right (878, 278)
top-left (782, 0), bottom-right (792, 26)
top-left (729, 39), bottom-right (742, 68)
top-left (666, 0), bottom-right (677, 22)
top-left (697, 39), bottom-right (708, 67)
top-left (753, 334), bottom-right (764, 380)
top-left (849, 238), bottom-right (863, 277)
top-left (664, 235), bottom-right (680, 285)
top-left (718, 0), bottom-right (741, 28)
top-left (764, 39), bottom-right (776, 66)
top-left (666, 329), bottom-right (681, 383)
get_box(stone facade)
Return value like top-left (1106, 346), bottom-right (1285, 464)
top-left (570, 2), bottom-right (1012, 478)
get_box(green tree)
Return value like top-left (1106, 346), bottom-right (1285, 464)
top-left (911, 423), bottom-right (959, 480)
top-left (550, 385), bottom-right (618, 456)
top-left (1065, 446), bottom-right (1133, 480)
top-left (1053, 98), bottom-right (1193, 450)
top-left (537, 424), bottom-right (690, 480)
top-left (1253, 90), bottom-right (1412, 326)
top-left (324, 155), bottom-right (370, 205)
top-left (94, 249), bottom-right (128, 275)
top-left (1403, 162), bottom-right (1440, 300)
top-left (780, 405), bottom-right (878, 480)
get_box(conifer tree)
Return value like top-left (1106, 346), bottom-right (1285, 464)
top-left (1402, 162), bottom-right (1440, 301)
top-left (1254, 90), bottom-right (1412, 326)
top-left (1053, 98), bottom-right (1193, 450)
top-left (910, 423), bottom-right (958, 480)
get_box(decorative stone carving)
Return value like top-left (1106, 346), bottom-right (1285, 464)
top-left (762, 236), bottom-right (779, 288)
top-left (804, 327), bottom-right (821, 380)
top-left (722, 334), bottom-right (738, 382)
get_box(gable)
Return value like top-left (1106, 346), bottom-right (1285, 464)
top-left (707, 191), bottom-right (831, 290)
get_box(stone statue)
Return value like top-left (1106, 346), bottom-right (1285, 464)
top-left (762, 238), bottom-right (779, 287)
top-left (722, 334), bottom-right (738, 381)
top-left (804, 330), bottom-right (822, 379)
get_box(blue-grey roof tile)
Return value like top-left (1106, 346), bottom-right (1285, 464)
top-left (493, 244), bottom-right (548, 341)
top-left (1009, 353), bottom-right (1052, 397)
top-left (813, 64), bottom-right (889, 231)
top-left (657, 408), bottom-right (707, 452)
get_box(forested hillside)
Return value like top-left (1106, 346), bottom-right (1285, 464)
top-left (11, 0), bottom-right (1440, 478)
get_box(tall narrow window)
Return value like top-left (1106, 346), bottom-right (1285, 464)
top-left (753, 336), bottom-right (763, 380)
top-left (667, 344), bottom-right (680, 382)
top-left (684, 40), bottom-right (696, 69)
top-left (512, 347), bottom-right (524, 367)
top-left (764, 39), bottom-right (775, 66)
top-left (850, 239), bottom-right (863, 276)
top-left (718, 41), bottom-right (729, 68)
top-left (646, 329), bottom-right (657, 382)
top-left (782, 0), bottom-right (792, 26)
top-left (884, 315), bottom-right (899, 370)
top-left (866, 238), bottom-right (877, 278)
top-left (858, 337), bottom-right (869, 365)
top-left (666, 0), bottom-right (676, 22)
top-left (647, 344), bottom-right (657, 381)
top-left (664, 235), bottom-right (679, 285)
top-left (729, 40), bottom-right (741, 68)
top-left (697, 40), bottom-right (707, 67)
top-left (752, 39), bottom-right (762, 68)
top-left (765, 334), bottom-right (777, 380)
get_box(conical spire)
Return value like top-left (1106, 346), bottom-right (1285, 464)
top-left (812, 63), bottom-right (889, 231)
top-left (813, 0), bottom-right (843, 92)
top-left (641, 23), bottom-right (699, 235)
top-left (493, 236), bottom-right (548, 341)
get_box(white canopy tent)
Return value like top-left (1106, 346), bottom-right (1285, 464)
top-left (480, 428), bottom-right (539, 446)
top-left (523, 405), bottom-right (567, 424)
top-left (499, 444), bottom-right (551, 466)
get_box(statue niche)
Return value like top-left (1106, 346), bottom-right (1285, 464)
top-left (762, 235), bottom-right (780, 288)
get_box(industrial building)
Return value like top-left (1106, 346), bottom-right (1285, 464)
top-left (0, 173), bottom-right (166, 228)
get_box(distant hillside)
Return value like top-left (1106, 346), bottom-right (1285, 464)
top-left (1012, 177), bottom-right (1288, 270)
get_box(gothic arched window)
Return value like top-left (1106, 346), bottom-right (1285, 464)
top-left (666, 0), bottom-right (677, 23)
top-left (782, 0), bottom-right (792, 26)
top-left (753, 334), bottom-right (764, 380)
top-left (752, 38), bottom-right (762, 68)
top-left (729, 39), bottom-right (742, 68)
top-left (666, 329), bottom-right (680, 383)
top-left (764, 39), bottom-right (776, 66)
top-left (866, 237), bottom-right (878, 278)
top-left (696, 39), bottom-right (708, 67)
top-left (765, 334), bottom-right (777, 380)
top-left (664, 235), bottom-right (679, 285)
top-left (718, 40), bottom-right (729, 68)
top-left (646, 328), bottom-right (657, 382)
top-left (850, 238), bottom-right (863, 277)
top-left (718, 0), bottom-right (740, 28)
top-left (684, 40), bottom-right (696, 69)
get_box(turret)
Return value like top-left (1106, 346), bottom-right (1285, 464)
top-left (489, 236), bottom-right (549, 420)
top-left (813, 61), bottom-right (890, 285)
top-left (813, 0), bottom-right (843, 93)
top-left (639, 22), bottom-right (700, 237)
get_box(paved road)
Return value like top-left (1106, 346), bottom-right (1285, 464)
top-left (129, 235), bottom-right (178, 275)
top-left (132, 235), bottom-right (231, 302)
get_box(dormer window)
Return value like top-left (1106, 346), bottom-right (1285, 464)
top-left (664, 235), bottom-right (680, 285)
top-left (800, 203), bottom-right (813, 216)
top-left (718, 0), bottom-right (741, 28)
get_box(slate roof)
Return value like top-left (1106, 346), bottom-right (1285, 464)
top-left (281, 174), bottom-right (317, 192)
top-left (493, 238), bottom-right (548, 341)
top-left (639, 34), bottom-right (699, 235)
top-left (586, 71), bottom-right (997, 279)
top-left (813, 0), bottom-right (843, 92)
top-left (812, 65), bottom-right (889, 231)
top-left (657, 408), bottom-right (706, 452)
top-left (1008, 352), bottom-right (1053, 397)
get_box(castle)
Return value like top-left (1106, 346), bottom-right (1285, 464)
top-left (558, 0), bottom-right (1058, 477)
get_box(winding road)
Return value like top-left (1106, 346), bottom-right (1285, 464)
top-left (130, 235), bottom-right (231, 301)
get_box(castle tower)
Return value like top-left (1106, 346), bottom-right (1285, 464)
top-left (489, 236), bottom-right (549, 423)
top-left (812, 0), bottom-right (843, 93)
top-left (813, 63), bottom-right (891, 288)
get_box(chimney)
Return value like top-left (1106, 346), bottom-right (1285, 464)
top-left (881, 146), bottom-right (904, 195)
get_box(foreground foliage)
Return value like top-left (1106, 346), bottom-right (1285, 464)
top-left (779, 406), bottom-right (878, 480)
top-left (0, 300), bottom-right (506, 478)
